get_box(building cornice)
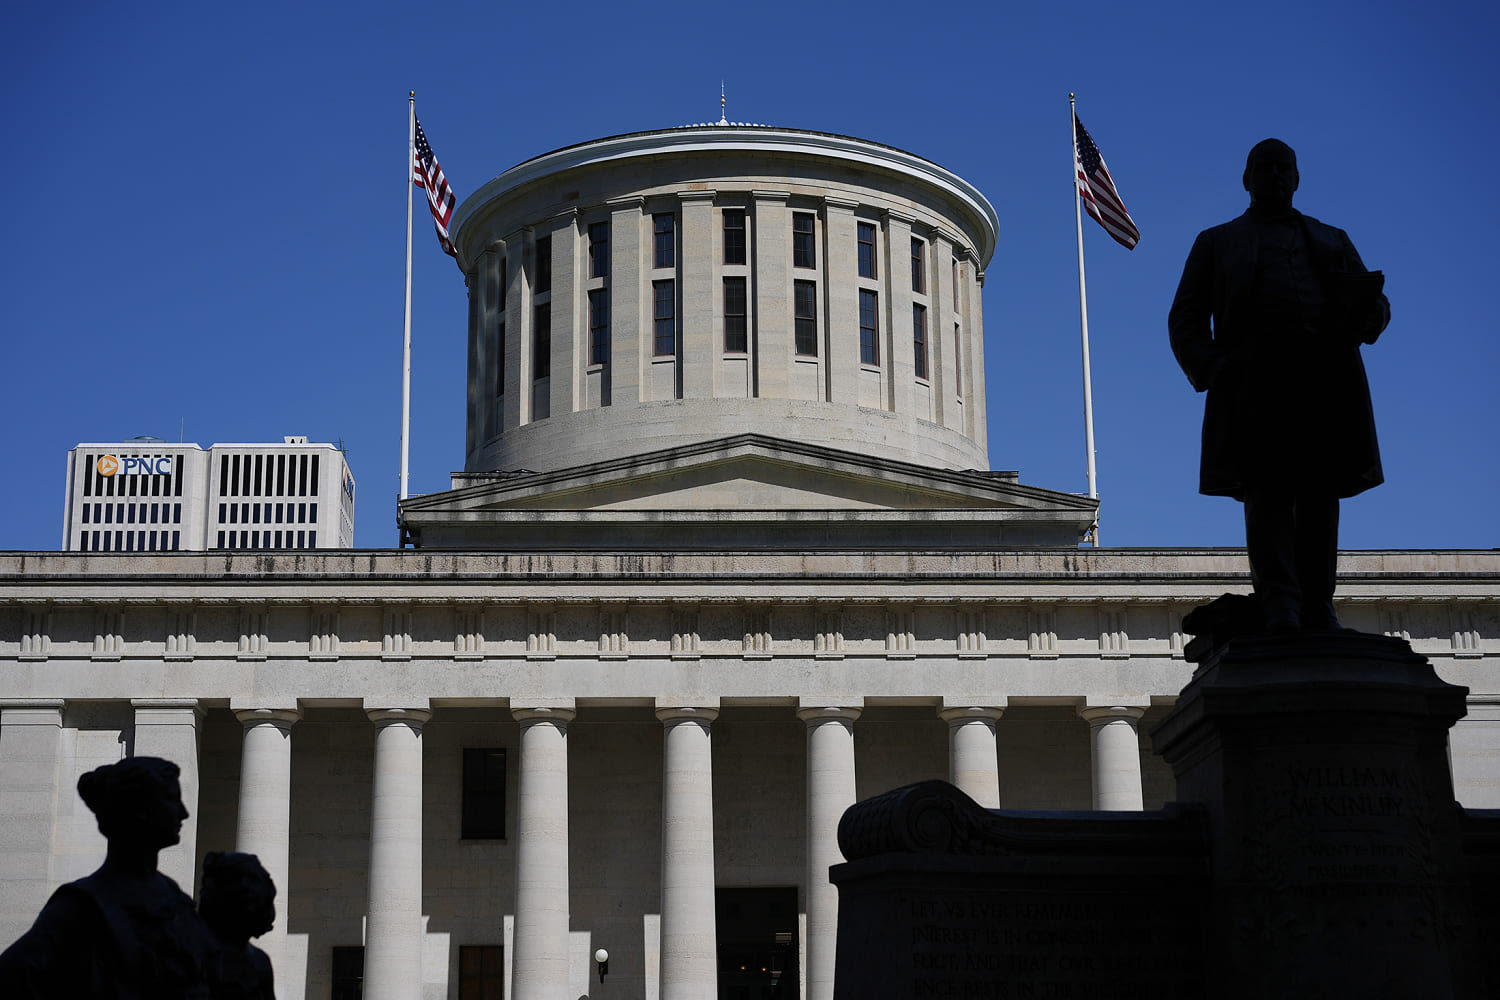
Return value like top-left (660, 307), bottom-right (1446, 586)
top-left (2, 550), bottom-right (1498, 589)
top-left (454, 127), bottom-right (999, 269)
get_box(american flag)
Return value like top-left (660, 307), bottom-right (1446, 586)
top-left (1074, 115), bottom-right (1139, 250)
top-left (413, 117), bottom-right (457, 257)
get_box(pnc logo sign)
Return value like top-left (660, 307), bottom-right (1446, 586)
top-left (97, 455), bottom-right (173, 477)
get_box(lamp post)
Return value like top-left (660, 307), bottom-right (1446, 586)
top-left (594, 948), bottom-right (609, 984)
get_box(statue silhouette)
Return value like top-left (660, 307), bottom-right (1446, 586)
top-left (199, 852), bottom-right (276, 1000)
top-left (0, 756), bottom-right (214, 998)
top-left (1170, 139), bottom-right (1389, 633)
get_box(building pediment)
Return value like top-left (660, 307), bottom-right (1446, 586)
top-left (398, 435), bottom-right (1095, 549)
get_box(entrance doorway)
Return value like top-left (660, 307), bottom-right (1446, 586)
top-left (716, 886), bottom-right (799, 1000)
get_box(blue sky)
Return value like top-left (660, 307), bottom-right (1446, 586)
top-left (3, 0), bottom-right (1495, 551)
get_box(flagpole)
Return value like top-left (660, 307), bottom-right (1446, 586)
top-left (1070, 93), bottom-right (1100, 548)
top-left (400, 92), bottom-right (415, 515)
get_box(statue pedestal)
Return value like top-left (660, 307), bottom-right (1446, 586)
top-left (829, 784), bottom-right (1208, 1000)
top-left (828, 632), bottom-right (1497, 998)
top-left (1152, 632), bottom-right (1479, 997)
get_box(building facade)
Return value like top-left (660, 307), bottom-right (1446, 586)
top-left (63, 436), bottom-right (356, 552)
top-left (3, 125), bottom-right (1497, 1000)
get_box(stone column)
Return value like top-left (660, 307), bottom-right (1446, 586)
top-left (967, 262), bottom-right (987, 445)
top-left (798, 705), bottom-right (861, 1000)
top-left (234, 707), bottom-right (300, 1000)
top-left (1078, 705), bottom-right (1146, 811)
top-left (927, 230), bottom-right (953, 400)
top-left (751, 190), bottom-right (791, 398)
top-left (501, 237), bottom-right (525, 434)
top-left (822, 198), bottom-right (859, 406)
top-left (882, 211), bottom-right (918, 421)
top-left (133, 699), bottom-right (204, 892)
top-left (465, 256), bottom-right (483, 458)
top-left (656, 705), bottom-right (719, 1000)
top-left (511, 705), bottom-right (575, 1000)
top-left (608, 196), bottom-right (645, 407)
top-left (473, 245), bottom-right (503, 444)
top-left (548, 209), bottom-right (579, 419)
top-left (678, 190), bottom-right (717, 400)
top-left (363, 707), bottom-right (432, 1000)
top-left (0, 700), bottom-right (65, 942)
top-left (938, 706), bottom-right (1004, 809)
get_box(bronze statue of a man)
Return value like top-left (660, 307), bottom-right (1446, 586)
top-left (1169, 139), bottom-right (1389, 632)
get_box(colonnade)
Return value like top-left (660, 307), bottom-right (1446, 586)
top-left (0, 698), bottom-right (1150, 1000)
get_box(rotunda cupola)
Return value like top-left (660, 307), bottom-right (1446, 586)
top-left (452, 126), bottom-right (998, 472)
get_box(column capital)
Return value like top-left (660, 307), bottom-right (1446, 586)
top-left (655, 705), bottom-right (720, 725)
top-left (938, 706), bottom-right (1005, 725)
top-left (133, 698), bottom-right (206, 724)
top-left (796, 705), bottom-right (862, 725)
top-left (234, 707), bottom-right (302, 728)
top-left (365, 707), bottom-right (433, 727)
top-left (1078, 705), bottom-right (1147, 724)
top-left (512, 705), bottom-right (577, 725)
top-left (130, 698), bottom-right (203, 710)
top-left (0, 699), bottom-right (66, 719)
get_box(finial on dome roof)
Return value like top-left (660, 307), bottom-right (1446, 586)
top-left (719, 82), bottom-right (728, 126)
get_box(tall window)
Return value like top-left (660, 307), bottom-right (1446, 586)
top-left (459, 946), bottom-right (505, 1000)
top-left (534, 235), bottom-right (552, 293)
top-left (857, 222), bottom-right (877, 278)
top-left (653, 280), bottom-right (676, 355)
top-left (588, 289), bottom-right (610, 365)
top-left (954, 322), bottom-right (963, 395)
top-left (533, 304), bottom-right (550, 379)
top-left (913, 304), bottom-right (928, 379)
top-left (952, 258), bottom-right (960, 309)
top-left (588, 221), bottom-right (609, 278)
top-left (911, 238), bottom-right (926, 293)
top-left (794, 280), bottom-right (818, 356)
top-left (723, 277), bottom-right (747, 352)
top-left (654, 214), bottom-right (675, 268)
top-left (723, 209), bottom-right (746, 265)
top-left (792, 213), bottom-right (815, 268)
top-left (859, 290), bottom-right (880, 365)
top-left (462, 748), bottom-right (507, 839)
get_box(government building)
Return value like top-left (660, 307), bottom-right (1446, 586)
top-left (2, 123), bottom-right (1497, 1000)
